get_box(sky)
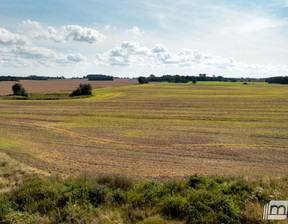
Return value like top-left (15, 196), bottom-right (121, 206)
top-left (0, 0), bottom-right (288, 78)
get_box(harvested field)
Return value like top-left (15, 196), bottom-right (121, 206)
top-left (0, 82), bottom-right (287, 179)
top-left (0, 78), bottom-right (137, 95)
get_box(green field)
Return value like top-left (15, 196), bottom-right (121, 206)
top-left (0, 82), bottom-right (288, 180)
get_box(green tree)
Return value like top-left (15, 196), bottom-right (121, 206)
top-left (12, 83), bottom-right (22, 95)
top-left (138, 77), bottom-right (149, 84)
top-left (192, 76), bottom-right (197, 84)
top-left (12, 83), bottom-right (30, 97)
top-left (70, 84), bottom-right (93, 96)
top-left (168, 77), bottom-right (175, 83)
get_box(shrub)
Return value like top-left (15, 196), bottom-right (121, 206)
top-left (87, 184), bottom-right (107, 207)
top-left (163, 180), bottom-right (185, 196)
top-left (161, 195), bottom-right (187, 219)
top-left (10, 177), bottom-right (61, 214)
top-left (138, 77), bottom-right (149, 84)
top-left (97, 175), bottom-right (133, 190)
top-left (192, 76), bottom-right (197, 84)
top-left (11, 83), bottom-right (30, 97)
top-left (70, 84), bottom-right (92, 96)
top-left (128, 181), bottom-right (163, 207)
top-left (112, 189), bottom-right (127, 204)
top-left (187, 174), bottom-right (206, 188)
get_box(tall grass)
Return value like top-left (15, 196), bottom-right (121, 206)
top-left (0, 174), bottom-right (285, 223)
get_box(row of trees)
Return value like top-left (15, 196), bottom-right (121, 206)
top-left (0, 76), bottom-right (64, 81)
top-left (266, 76), bottom-right (288, 84)
top-left (146, 74), bottom-right (236, 82)
top-left (85, 74), bottom-right (114, 81)
top-left (138, 75), bottom-right (197, 84)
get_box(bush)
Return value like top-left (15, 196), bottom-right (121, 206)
top-left (192, 76), bottom-right (197, 84)
top-left (138, 77), bottom-right (149, 84)
top-left (97, 175), bottom-right (133, 190)
top-left (10, 177), bottom-right (61, 214)
top-left (11, 83), bottom-right (30, 97)
top-left (127, 181), bottom-right (162, 207)
top-left (161, 195), bottom-right (187, 219)
top-left (70, 84), bottom-right (92, 96)
top-left (87, 184), bottom-right (107, 207)
top-left (187, 174), bottom-right (206, 188)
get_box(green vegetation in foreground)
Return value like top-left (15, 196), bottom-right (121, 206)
top-left (0, 173), bottom-right (286, 224)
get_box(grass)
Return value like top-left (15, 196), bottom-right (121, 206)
top-left (0, 173), bottom-right (287, 223)
top-left (0, 82), bottom-right (287, 179)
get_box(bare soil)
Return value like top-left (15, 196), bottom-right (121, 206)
top-left (0, 78), bottom-right (137, 95)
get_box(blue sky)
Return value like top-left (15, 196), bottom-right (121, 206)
top-left (0, 0), bottom-right (288, 78)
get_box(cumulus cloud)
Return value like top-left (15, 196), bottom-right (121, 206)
top-left (0, 28), bottom-right (29, 45)
top-left (98, 41), bottom-right (235, 68)
top-left (20, 19), bottom-right (42, 31)
top-left (20, 20), bottom-right (105, 44)
top-left (0, 22), bottom-right (88, 67)
top-left (36, 26), bottom-right (64, 43)
top-left (99, 41), bottom-right (150, 66)
top-left (62, 25), bottom-right (105, 43)
top-left (97, 41), bottom-right (288, 73)
top-left (0, 46), bottom-right (87, 67)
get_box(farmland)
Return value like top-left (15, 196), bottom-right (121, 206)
top-left (0, 78), bottom-right (137, 95)
top-left (0, 81), bottom-right (287, 180)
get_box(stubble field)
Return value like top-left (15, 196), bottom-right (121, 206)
top-left (0, 81), bottom-right (287, 180)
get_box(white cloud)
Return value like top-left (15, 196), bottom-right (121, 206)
top-left (62, 25), bottom-right (105, 44)
top-left (0, 46), bottom-right (87, 67)
top-left (36, 26), bottom-right (64, 43)
top-left (97, 41), bottom-right (288, 74)
top-left (99, 41), bottom-right (150, 66)
top-left (128, 26), bottom-right (144, 37)
top-left (20, 19), bottom-right (42, 31)
top-left (0, 27), bottom-right (29, 45)
top-left (20, 20), bottom-right (105, 44)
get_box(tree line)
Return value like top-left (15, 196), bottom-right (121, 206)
top-left (143, 74), bottom-right (237, 83)
top-left (84, 74), bottom-right (114, 81)
top-left (266, 76), bottom-right (288, 84)
top-left (137, 74), bottom-right (241, 84)
top-left (0, 76), bottom-right (65, 81)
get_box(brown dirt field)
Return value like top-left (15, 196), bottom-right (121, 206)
top-left (0, 78), bottom-right (137, 95)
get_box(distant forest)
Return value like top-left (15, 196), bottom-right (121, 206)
top-left (84, 74), bottom-right (114, 81)
top-left (0, 76), bottom-right (65, 82)
top-left (266, 76), bottom-right (288, 84)
top-left (144, 74), bottom-right (270, 83)
top-left (147, 74), bottom-right (237, 83)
